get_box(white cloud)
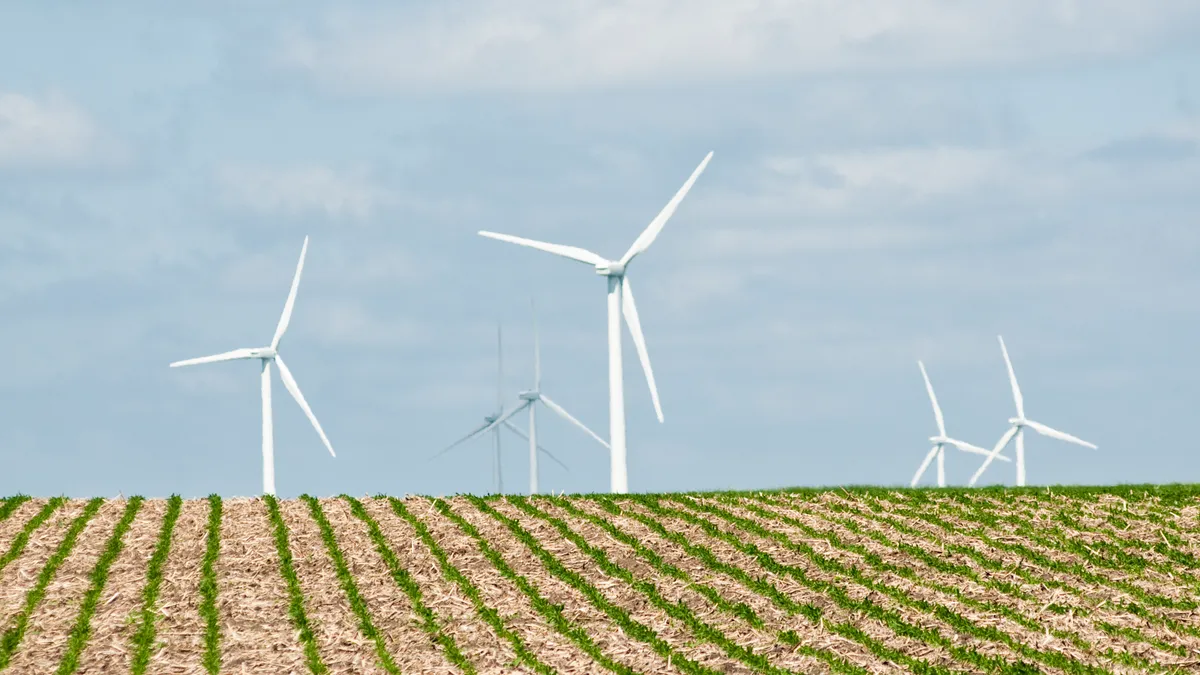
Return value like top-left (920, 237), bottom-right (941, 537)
top-left (0, 91), bottom-right (114, 168)
top-left (217, 164), bottom-right (382, 219)
top-left (273, 1), bottom-right (1200, 92)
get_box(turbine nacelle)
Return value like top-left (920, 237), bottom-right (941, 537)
top-left (249, 347), bottom-right (278, 360)
top-left (518, 390), bottom-right (539, 402)
top-left (1008, 417), bottom-right (1026, 427)
top-left (595, 261), bottom-right (626, 277)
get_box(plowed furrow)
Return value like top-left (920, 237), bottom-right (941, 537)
top-left (145, 498), bottom-right (210, 675)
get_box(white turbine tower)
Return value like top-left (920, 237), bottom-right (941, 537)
top-left (478, 151), bottom-right (713, 493)
top-left (169, 236), bottom-right (335, 496)
top-left (431, 321), bottom-right (580, 494)
top-left (968, 336), bottom-right (1097, 487)
top-left (911, 360), bottom-right (1009, 487)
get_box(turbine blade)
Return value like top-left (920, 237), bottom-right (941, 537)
top-left (273, 356), bottom-right (335, 458)
top-left (478, 231), bottom-right (605, 267)
top-left (944, 438), bottom-right (1012, 462)
top-left (968, 426), bottom-right (1019, 486)
top-left (272, 236), bottom-right (309, 350)
top-left (484, 401), bottom-right (531, 434)
top-left (998, 335), bottom-right (1024, 418)
top-left (502, 421), bottom-right (569, 472)
top-left (910, 446), bottom-right (939, 487)
top-left (539, 394), bottom-right (610, 449)
top-left (430, 419), bottom-right (493, 461)
top-left (620, 278), bottom-right (663, 422)
top-left (918, 361), bottom-right (946, 437)
top-left (1025, 419), bottom-right (1098, 449)
top-left (619, 151), bottom-right (714, 267)
top-left (169, 348), bottom-right (258, 368)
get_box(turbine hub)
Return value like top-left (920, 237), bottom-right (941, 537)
top-left (518, 390), bottom-right (538, 401)
top-left (596, 261), bottom-right (625, 277)
top-left (249, 347), bottom-right (277, 360)
top-left (929, 436), bottom-right (947, 444)
top-left (1009, 417), bottom-right (1025, 426)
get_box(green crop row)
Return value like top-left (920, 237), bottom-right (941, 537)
top-left (262, 495), bottom-right (326, 675)
top-left (131, 495), bottom-right (183, 675)
top-left (56, 498), bottom-right (146, 674)
top-left (510, 495), bottom-right (798, 675)
top-left (0, 496), bottom-right (30, 522)
top-left (0, 498), bottom-right (104, 670)
top-left (379, 497), bottom-right (555, 675)
top-left (470, 495), bottom-right (722, 675)
top-left (301, 496), bottom-right (401, 674)
top-left (0, 497), bottom-right (65, 575)
top-left (199, 495), bottom-right (222, 674)
top-left (428, 497), bottom-right (640, 675)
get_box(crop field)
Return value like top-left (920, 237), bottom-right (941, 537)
top-left (1, 487), bottom-right (1199, 674)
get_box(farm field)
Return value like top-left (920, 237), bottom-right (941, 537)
top-left (0, 487), bottom-right (1199, 674)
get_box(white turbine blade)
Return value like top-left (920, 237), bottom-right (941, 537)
top-left (272, 236), bottom-right (309, 350)
top-left (968, 426), bottom-right (1019, 487)
top-left (944, 438), bottom-right (1012, 462)
top-left (430, 419), bottom-right (493, 461)
top-left (539, 394), bottom-right (610, 449)
top-left (478, 231), bottom-right (605, 267)
top-left (169, 348), bottom-right (258, 368)
top-left (484, 401), bottom-right (531, 434)
top-left (1025, 419), bottom-right (1098, 449)
top-left (619, 151), bottom-right (713, 267)
top-left (502, 421), bottom-right (570, 472)
top-left (273, 356), bottom-right (335, 458)
top-left (917, 361), bottom-right (946, 437)
top-left (998, 335), bottom-right (1024, 418)
top-left (910, 446), bottom-right (939, 487)
top-left (620, 278), bottom-right (663, 422)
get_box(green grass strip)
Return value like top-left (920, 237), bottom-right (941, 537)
top-left (379, 497), bottom-right (556, 675)
top-left (0, 496), bottom-right (30, 522)
top-left (0, 498), bottom-right (104, 670)
top-left (262, 495), bottom-right (327, 675)
top-left (199, 495), bottom-right (222, 674)
top-left (428, 497), bottom-right (639, 675)
top-left (301, 496), bottom-right (402, 674)
top-left (56, 497), bottom-right (146, 674)
top-left (510, 496), bottom-right (799, 675)
top-left (470, 496), bottom-right (723, 675)
top-left (130, 496), bottom-right (184, 675)
top-left (341, 497), bottom-right (478, 674)
top-left (0, 497), bottom-right (66, 575)
top-left (543, 496), bottom-right (867, 675)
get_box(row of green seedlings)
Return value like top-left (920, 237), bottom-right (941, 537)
top-left (0, 498), bottom-right (65, 575)
top-left (864, 491), bottom-right (1200, 624)
top-left (506, 494), bottom-right (849, 675)
top-left (1055, 496), bottom-right (1200, 559)
top-left (0, 496), bottom-right (31, 523)
top-left (818, 491), bottom-right (1200, 648)
top-left (129, 496), bottom-right (183, 675)
top-left (634, 493), bottom-right (1109, 675)
top-left (733, 493), bottom-right (1179, 669)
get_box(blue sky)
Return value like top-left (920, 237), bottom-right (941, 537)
top-left (2, 2), bottom-right (1199, 498)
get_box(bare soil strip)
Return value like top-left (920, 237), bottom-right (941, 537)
top-left (73, 499), bottom-right (166, 674)
top-left (2, 499), bottom-right (127, 672)
top-left (354, 496), bottom-right (502, 673)
top-left (0, 499), bottom-right (48, 555)
top-left (145, 498), bottom-right (210, 675)
top-left (399, 497), bottom-right (608, 674)
top-left (0, 501), bottom-right (81, 631)
top-left (213, 498), bottom-right (308, 674)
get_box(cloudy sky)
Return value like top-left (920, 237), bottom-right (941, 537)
top-left (2, 2), bottom-right (1199, 498)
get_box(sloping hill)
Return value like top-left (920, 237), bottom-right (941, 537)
top-left (0, 486), bottom-right (1197, 674)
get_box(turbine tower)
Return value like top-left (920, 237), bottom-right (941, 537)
top-left (969, 335), bottom-right (1097, 487)
top-left (169, 236), bottom-right (335, 496)
top-left (478, 151), bottom-right (713, 493)
top-left (911, 360), bottom-right (1009, 487)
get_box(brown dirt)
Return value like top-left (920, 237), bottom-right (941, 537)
top-left (0, 499), bottom-right (49, 555)
top-left (0, 500), bottom-right (84, 631)
top-left (73, 499), bottom-right (166, 674)
top-left (3, 499), bottom-right (128, 673)
top-left (214, 498), bottom-right (308, 674)
top-left (146, 498), bottom-right (210, 675)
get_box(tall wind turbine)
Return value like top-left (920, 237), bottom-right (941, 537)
top-left (968, 336), bottom-right (1097, 487)
top-left (478, 151), bottom-right (713, 493)
top-left (169, 236), bottom-right (335, 496)
top-left (911, 360), bottom-right (1009, 487)
top-left (430, 323), bottom-right (573, 494)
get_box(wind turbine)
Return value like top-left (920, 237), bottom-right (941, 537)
top-left (169, 236), bottom-right (335, 497)
top-left (479, 151), bottom-right (713, 493)
top-left (968, 336), bottom-right (1097, 487)
top-left (911, 360), bottom-right (1010, 487)
top-left (430, 322), bottom-right (575, 494)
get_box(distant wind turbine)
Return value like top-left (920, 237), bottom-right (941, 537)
top-left (430, 322), bottom-right (575, 494)
top-left (478, 151), bottom-right (713, 493)
top-left (169, 236), bottom-right (335, 497)
top-left (968, 336), bottom-right (1097, 487)
top-left (911, 360), bottom-right (1009, 488)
